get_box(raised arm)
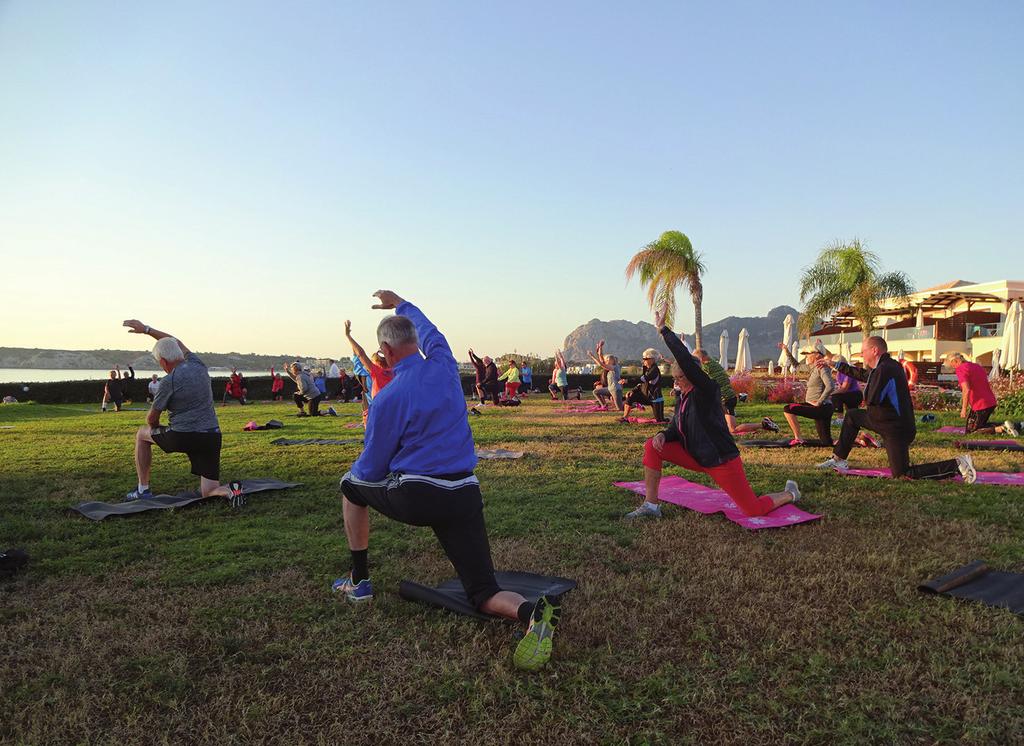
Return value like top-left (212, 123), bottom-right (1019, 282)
top-left (344, 320), bottom-right (376, 373)
top-left (655, 309), bottom-right (715, 392)
top-left (123, 320), bottom-right (192, 356)
top-left (778, 342), bottom-right (799, 367)
top-left (373, 290), bottom-right (456, 366)
top-left (831, 360), bottom-right (870, 383)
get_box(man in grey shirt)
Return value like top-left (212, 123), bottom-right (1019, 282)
top-left (122, 319), bottom-right (243, 506)
top-left (779, 342), bottom-right (836, 445)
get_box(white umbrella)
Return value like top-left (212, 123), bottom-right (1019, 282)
top-left (1001, 301), bottom-right (1023, 371)
top-left (814, 338), bottom-right (828, 355)
top-left (735, 329), bottom-right (752, 373)
top-left (898, 349), bottom-right (905, 361)
top-left (989, 348), bottom-right (1002, 381)
top-left (719, 329), bottom-right (730, 369)
top-left (779, 314), bottom-right (794, 372)
top-left (916, 306), bottom-right (924, 329)
top-left (767, 360), bottom-right (775, 376)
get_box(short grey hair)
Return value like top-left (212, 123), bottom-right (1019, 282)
top-left (377, 315), bottom-right (418, 349)
top-left (152, 337), bottom-right (185, 364)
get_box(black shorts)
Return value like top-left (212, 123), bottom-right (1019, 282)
top-left (784, 402), bottom-right (833, 420)
top-left (340, 471), bottom-right (500, 609)
top-left (966, 406), bottom-right (996, 433)
top-left (151, 427), bottom-right (222, 481)
top-left (722, 396), bottom-right (738, 417)
top-left (626, 387), bottom-right (653, 407)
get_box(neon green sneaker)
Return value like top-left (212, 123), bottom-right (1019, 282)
top-left (513, 595), bottom-right (560, 671)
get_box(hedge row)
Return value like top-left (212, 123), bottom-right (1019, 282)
top-left (0, 374), bottom-right (607, 405)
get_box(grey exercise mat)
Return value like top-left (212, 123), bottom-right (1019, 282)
top-left (270, 438), bottom-right (363, 446)
top-left (475, 448), bottom-right (525, 459)
top-left (954, 440), bottom-right (1024, 452)
top-left (399, 571), bottom-right (577, 620)
top-left (919, 560), bottom-right (1024, 615)
top-left (69, 478), bottom-right (301, 521)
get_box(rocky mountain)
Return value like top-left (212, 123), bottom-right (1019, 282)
top-left (0, 347), bottom-right (310, 371)
top-left (561, 305), bottom-right (802, 364)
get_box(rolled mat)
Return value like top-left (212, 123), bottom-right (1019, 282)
top-left (840, 468), bottom-right (1024, 487)
top-left (69, 478), bottom-right (301, 520)
top-left (953, 440), bottom-right (1024, 452)
top-left (937, 426), bottom-right (966, 434)
top-left (270, 438), bottom-right (362, 446)
top-left (554, 403), bottom-right (608, 414)
top-left (919, 561), bottom-right (1024, 615)
top-left (398, 571), bottom-right (577, 620)
top-left (614, 476), bottom-right (820, 530)
top-left (475, 448), bottom-right (525, 459)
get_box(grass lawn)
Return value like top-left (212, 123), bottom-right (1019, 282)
top-left (2, 396), bottom-right (1023, 744)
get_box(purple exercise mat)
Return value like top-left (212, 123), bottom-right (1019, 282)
top-left (937, 426), bottom-right (965, 433)
top-left (614, 476), bottom-right (821, 530)
top-left (842, 468), bottom-right (1024, 486)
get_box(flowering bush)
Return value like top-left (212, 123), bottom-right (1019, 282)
top-left (729, 374), bottom-right (755, 396)
top-left (911, 387), bottom-right (957, 412)
top-left (767, 380), bottom-right (800, 404)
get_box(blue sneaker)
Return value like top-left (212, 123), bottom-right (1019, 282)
top-left (124, 487), bottom-right (153, 502)
top-left (332, 574), bottom-right (373, 602)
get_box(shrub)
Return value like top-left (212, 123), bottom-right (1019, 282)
top-left (911, 387), bottom-right (957, 412)
top-left (767, 380), bottom-right (800, 404)
top-left (729, 374), bottom-right (755, 396)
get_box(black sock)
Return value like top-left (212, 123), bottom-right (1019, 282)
top-left (350, 549), bottom-right (369, 583)
top-left (517, 600), bottom-right (535, 624)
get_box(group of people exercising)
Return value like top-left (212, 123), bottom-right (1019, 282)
top-left (116, 294), bottom-right (1015, 672)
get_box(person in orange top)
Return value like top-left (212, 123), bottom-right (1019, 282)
top-left (345, 319), bottom-right (395, 427)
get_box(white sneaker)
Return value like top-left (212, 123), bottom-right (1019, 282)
top-left (815, 456), bottom-right (849, 473)
top-left (956, 454), bottom-right (977, 485)
top-left (785, 480), bottom-right (801, 503)
top-left (1004, 420), bottom-right (1020, 438)
top-left (624, 503), bottom-right (662, 520)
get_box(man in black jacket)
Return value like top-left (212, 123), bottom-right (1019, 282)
top-left (815, 336), bottom-right (976, 483)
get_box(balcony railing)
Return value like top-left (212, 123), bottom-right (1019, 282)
top-left (884, 327), bottom-right (935, 342)
top-left (967, 322), bottom-right (1003, 340)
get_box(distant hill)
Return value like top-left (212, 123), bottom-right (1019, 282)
top-left (561, 306), bottom-right (802, 364)
top-left (0, 347), bottom-right (314, 371)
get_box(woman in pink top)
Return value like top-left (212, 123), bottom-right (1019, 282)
top-left (948, 353), bottom-right (1016, 435)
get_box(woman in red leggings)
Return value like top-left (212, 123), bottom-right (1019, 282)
top-left (625, 308), bottom-right (802, 520)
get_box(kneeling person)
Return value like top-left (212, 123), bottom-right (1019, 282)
top-left (334, 291), bottom-right (562, 671)
top-left (122, 320), bottom-right (243, 506)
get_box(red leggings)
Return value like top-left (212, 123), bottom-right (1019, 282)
top-left (643, 438), bottom-right (775, 517)
top-left (505, 382), bottom-right (520, 398)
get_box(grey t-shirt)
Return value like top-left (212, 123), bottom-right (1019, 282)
top-left (296, 370), bottom-right (320, 398)
top-left (152, 353), bottom-right (220, 432)
top-left (612, 364), bottom-right (623, 391)
top-left (804, 365), bottom-right (835, 406)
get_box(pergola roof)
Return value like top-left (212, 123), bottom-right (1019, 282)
top-left (819, 288), bottom-right (1004, 329)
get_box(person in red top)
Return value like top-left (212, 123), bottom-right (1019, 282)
top-left (345, 319), bottom-right (395, 427)
top-left (222, 367), bottom-right (248, 405)
top-left (948, 353), bottom-right (1013, 435)
top-left (269, 367), bottom-right (285, 401)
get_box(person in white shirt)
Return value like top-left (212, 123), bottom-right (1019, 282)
top-left (146, 374), bottom-right (161, 402)
top-left (328, 359), bottom-right (341, 399)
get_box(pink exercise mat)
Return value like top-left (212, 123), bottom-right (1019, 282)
top-left (624, 417), bottom-right (661, 424)
top-left (554, 402), bottom-right (609, 413)
top-left (614, 476), bottom-right (821, 531)
top-left (937, 426), bottom-right (966, 434)
top-left (841, 468), bottom-right (1024, 486)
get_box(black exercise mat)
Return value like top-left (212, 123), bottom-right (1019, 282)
top-left (740, 439), bottom-right (834, 449)
top-left (69, 478), bottom-right (301, 521)
top-left (919, 560), bottom-right (1024, 615)
top-left (399, 571), bottom-right (577, 620)
top-left (954, 440), bottom-right (1024, 452)
top-left (270, 438), bottom-right (363, 446)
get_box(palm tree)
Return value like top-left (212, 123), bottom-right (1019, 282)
top-left (625, 230), bottom-right (706, 348)
top-left (798, 238), bottom-right (914, 341)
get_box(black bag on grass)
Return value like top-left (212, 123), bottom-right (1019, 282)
top-left (0, 548), bottom-right (29, 579)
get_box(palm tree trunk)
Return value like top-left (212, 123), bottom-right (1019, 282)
top-left (691, 286), bottom-right (704, 351)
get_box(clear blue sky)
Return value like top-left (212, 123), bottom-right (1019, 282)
top-left (1, 1), bottom-right (1021, 359)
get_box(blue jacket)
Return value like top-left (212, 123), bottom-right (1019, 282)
top-left (351, 302), bottom-right (477, 482)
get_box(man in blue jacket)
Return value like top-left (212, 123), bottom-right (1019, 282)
top-left (333, 290), bottom-right (561, 671)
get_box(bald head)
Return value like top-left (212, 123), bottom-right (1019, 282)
top-left (861, 335), bottom-right (888, 370)
top-left (865, 336), bottom-right (887, 354)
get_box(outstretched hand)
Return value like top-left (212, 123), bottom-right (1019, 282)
top-left (344, 320), bottom-right (352, 335)
top-left (654, 305), bottom-right (668, 330)
top-left (371, 290), bottom-right (405, 310)
top-left (123, 319), bottom-right (146, 334)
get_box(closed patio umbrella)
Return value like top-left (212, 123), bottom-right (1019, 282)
top-left (1001, 301), bottom-right (1023, 371)
top-left (719, 329), bottom-right (730, 369)
top-left (735, 329), bottom-right (752, 373)
top-left (779, 314), bottom-right (794, 373)
top-left (989, 348), bottom-right (1002, 381)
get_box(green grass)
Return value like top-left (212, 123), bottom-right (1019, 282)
top-left (1, 397), bottom-right (1023, 743)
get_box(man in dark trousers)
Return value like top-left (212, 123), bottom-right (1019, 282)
top-left (333, 291), bottom-right (562, 671)
top-left (815, 336), bottom-right (976, 483)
